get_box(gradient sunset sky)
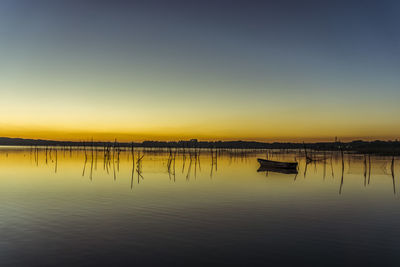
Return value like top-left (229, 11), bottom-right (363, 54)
top-left (1, 0), bottom-right (399, 141)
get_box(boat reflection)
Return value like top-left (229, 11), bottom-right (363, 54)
top-left (257, 166), bottom-right (298, 175)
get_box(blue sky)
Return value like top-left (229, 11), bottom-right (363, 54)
top-left (0, 0), bottom-right (399, 141)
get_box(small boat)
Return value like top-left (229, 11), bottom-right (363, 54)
top-left (257, 158), bottom-right (298, 169)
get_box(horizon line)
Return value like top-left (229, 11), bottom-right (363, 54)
top-left (1, 136), bottom-right (399, 144)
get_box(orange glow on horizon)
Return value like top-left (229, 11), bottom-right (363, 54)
top-left (1, 127), bottom-right (399, 143)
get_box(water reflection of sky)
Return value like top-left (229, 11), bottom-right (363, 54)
top-left (0, 147), bottom-right (399, 266)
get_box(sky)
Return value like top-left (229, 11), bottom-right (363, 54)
top-left (0, 0), bottom-right (399, 142)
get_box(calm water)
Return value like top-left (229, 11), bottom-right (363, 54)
top-left (1, 147), bottom-right (399, 266)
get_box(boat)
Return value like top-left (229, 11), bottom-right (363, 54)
top-left (257, 158), bottom-right (298, 169)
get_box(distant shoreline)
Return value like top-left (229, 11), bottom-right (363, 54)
top-left (0, 137), bottom-right (399, 155)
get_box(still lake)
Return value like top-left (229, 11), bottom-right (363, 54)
top-left (1, 147), bottom-right (399, 266)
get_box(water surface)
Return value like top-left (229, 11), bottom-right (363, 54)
top-left (1, 147), bottom-right (399, 266)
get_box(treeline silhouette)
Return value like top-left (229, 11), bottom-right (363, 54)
top-left (0, 137), bottom-right (399, 155)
